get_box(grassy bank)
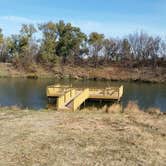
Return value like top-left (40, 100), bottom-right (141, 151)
top-left (0, 63), bottom-right (54, 78)
top-left (0, 103), bottom-right (165, 166)
top-left (0, 63), bottom-right (166, 83)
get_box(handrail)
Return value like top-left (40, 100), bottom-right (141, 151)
top-left (47, 84), bottom-right (72, 96)
top-left (89, 88), bottom-right (118, 96)
top-left (57, 89), bottom-right (76, 109)
top-left (72, 89), bottom-right (89, 111)
top-left (47, 85), bottom-right (72, 89)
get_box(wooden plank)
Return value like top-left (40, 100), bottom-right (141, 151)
top-left (46, 84), bottom-right (72, 97)
top-left (72, 89), bottom-right (89, 111)
top-left (57, 89), bottom-right (76, 110)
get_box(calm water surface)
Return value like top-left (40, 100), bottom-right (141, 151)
top-left (0, 78), bottom-right (165, 112)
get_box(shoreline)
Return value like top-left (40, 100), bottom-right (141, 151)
top-left (0, 63), bottom-right (165, 84)
top-left (0, 101), bottom-right (165, 114)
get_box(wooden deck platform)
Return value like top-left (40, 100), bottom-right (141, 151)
top-left (46, 84), bottom-right (124, 111)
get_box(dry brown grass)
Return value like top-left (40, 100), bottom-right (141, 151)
top-left (0, 62), bottom-right (166, 82)
top-left (60, 65), bottom-right (166, 83)
top-left (0, 63), bottom-right (54, 78)
top-left (0, 105), bottom-right (166, 166)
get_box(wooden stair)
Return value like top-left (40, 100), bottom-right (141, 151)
top-left (57, 89), bottom-right (90, 111)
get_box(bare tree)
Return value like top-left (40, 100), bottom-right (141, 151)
top-left (103, 38), bottom-right (119, 64)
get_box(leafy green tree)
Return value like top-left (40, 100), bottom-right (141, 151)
top-left (56, 20), bottom-right (87, 64)
top-left (122, 39), bottom-right (131, 60)
top-left (0, 29), bottom-right (15, 63)
top-left (0, 28), bottom-right (3, 44)
top-left (88, 32), bottom-right (104, 67)
top-left (20, 24), bottom-right (37, 38)
top-left (19, 24), bottom-right (37, 57)
top-left (0, 28), bottom-right (4, 61)
top-left (18, 24), bottom-right (37, 68)
top-left (7, 35), bottom-right (20, 56)
top-left (103, 38), bottom-right (119, 64)
top-left (38, 22), bottom-right (57, 64)
top-left (6, 24), bottom-right (37, 69)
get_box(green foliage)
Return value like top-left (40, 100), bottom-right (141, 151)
top-left (88, 32), bottom-right (104, 67)
top-left (0, 28), bottom-right (3, 44)
top-left (122, 39), bottom-right (131, 59)
top-left (20, 24), bottom-right (37, 38)
top-left (103, 39), bottom-right (118, 63)
top-left (38, 20), bottom-right (87, 65)
top-left (5, 24), bottom-right (37, 69)
top-left (0, 28), bottom-right (5, 62)
top-left (56, 20), bottom-right (87, 64)
top-left (39, 22), bottom-right (57, 63)
top-left (89, 32), bottom-right (104, 46)
top-left (0, 22), bottom-right (165, 69)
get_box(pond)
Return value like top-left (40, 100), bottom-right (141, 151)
top-left (0, 78), bottom-right (165, 112)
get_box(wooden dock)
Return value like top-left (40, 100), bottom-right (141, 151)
top-left (46, 84), bottom-right (124, 111)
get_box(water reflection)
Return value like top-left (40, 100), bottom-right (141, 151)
top-left (0, 78), bottom-right (165, 112)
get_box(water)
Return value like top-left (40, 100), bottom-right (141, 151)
top-left (0, 78), bottom-right (165, 112)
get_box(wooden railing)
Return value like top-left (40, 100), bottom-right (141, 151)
top-left (72, 89), bottom-right (89, 111)
top-left (47, 87), bottom-right (61, 96)
top-left (47, 84), bottom-right (72, 97)
top-left (89, 87), bottom-right (119, 96)
top-left (57, 89), bottom-right (76, 109)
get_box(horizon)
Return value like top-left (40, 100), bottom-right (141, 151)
top-left (0, 0), bottom-right (166, 38)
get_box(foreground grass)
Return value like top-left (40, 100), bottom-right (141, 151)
top-left (0, 104), bottom-right (166, 166)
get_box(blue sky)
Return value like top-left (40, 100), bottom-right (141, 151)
top-left (0, 0), bottom-right (166, 37)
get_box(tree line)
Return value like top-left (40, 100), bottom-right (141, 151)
top-left (0, 20), bottom-right (166, 70)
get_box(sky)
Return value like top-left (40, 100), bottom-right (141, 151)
top-left (0, 0), bottom-right (166, 38)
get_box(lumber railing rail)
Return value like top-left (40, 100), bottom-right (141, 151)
top-left (57, 89), bottom-right (76, 109)
top-left (47, 84), bottom-right (72, 97)
top-left (89, 87), bottom-right (119, 96)
top-left (72, 88), bottom-right (89, 111)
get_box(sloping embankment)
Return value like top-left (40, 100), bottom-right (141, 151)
top-left (0, 63), bottom-right (166, 83)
